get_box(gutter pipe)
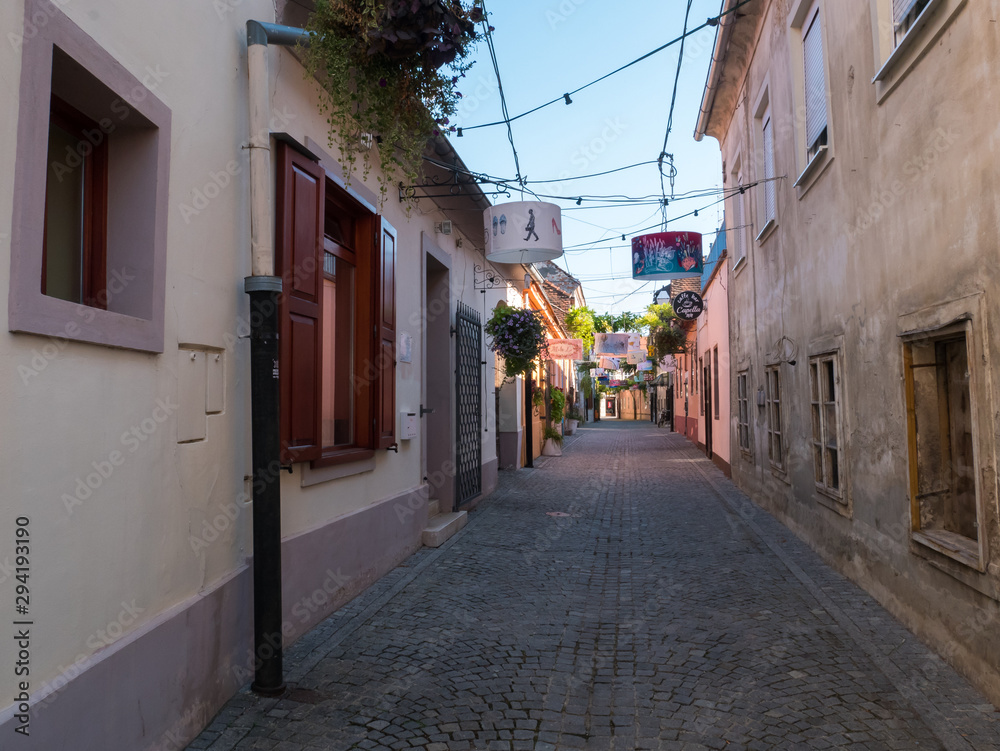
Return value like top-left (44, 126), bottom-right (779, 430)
top-left (244, 19), bottom-right (312, 698)
top-left (694, 0), bottom-right (735, 142)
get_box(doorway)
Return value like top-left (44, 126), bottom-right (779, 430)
top-left (703, 360), bottom-right (713, 458)
top-left (424, 250), bottom-right (454, 512)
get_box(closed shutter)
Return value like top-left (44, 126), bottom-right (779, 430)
top-left (733, 177), bottom-right (745, 260)
top-left (802, 8), bottom-right (827, 151)
top-left (376, 219), bottom-right (397, 448)
top-left (276, 143), bottom-right (325, 463)
top-left (762, 113), bottom-right (776, 223)
top-left (893, 0), bottom-right (920, 24)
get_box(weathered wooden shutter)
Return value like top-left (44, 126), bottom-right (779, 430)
top-left (762, 112), bottom-right (775, 223)
top-left (376, 218), bottom-right (397, 449)
top-left (276, 143), bottom-right (325, 463)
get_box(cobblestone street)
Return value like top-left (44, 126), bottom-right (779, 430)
top-left (187, 421), bottom-right (1000, 751)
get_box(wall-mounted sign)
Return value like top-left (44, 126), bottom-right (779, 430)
top-left (673, 290), bottom-right (705, 320)
top-left (643, 373), bottom-right (655, 382)
top-left (547, 338), bottom-right (584, 360)
top-left (631, 231), bottom-right (703, 280)
top-left (484, 201), bottom-right (563, 263)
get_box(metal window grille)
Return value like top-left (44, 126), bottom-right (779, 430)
top-left (455, 302), bottom-right (483, 507)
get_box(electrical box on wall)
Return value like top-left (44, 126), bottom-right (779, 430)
top-left (400, 411), bottom-right (418, 440)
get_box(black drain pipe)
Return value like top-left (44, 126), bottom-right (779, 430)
top-left (244, 19), bottom-right (312, 697)
top-left (245, 276), bottom-right (284, 696)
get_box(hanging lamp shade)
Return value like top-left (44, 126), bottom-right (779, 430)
top-left (631, 231), bottom-right (703, 280)
top-left (484, 201), bottom-right (563, 263)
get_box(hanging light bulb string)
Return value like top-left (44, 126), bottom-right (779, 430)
top-left (460, 0), bottom-right (760, 133)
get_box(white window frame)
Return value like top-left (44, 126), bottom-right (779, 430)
top-left (789, 0), bottom-right (832, 192)
top-left (809, 352), bottom-right (844, 500)
top-left (752, 83), bottom-right (777, 242)
top-left (730, 159), bottom-right (748, 269)
top-left (765, 364), bottom-right (784, 471)
top-left (871, 0), bottom-right (962, 100)
top-left (737, 370), bottom-right (752, 457)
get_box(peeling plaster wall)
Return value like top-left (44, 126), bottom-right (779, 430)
top-left (715, 0), bottom-right (1000, 705)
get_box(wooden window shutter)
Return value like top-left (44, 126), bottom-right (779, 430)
top-left (275, 143), bottom-right (325, 463)
top-left (376, 218), bottom-right (397, 448)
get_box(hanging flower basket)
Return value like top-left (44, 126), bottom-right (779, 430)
top-left (304, 0), bottom-right (484, 202)
top-left (485, 306), bottom-right (549, 380)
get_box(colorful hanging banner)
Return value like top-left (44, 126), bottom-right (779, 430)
top-left (626, 350), bottom-right (646, 365)
top-left (631, 231), bottom-right (703, 280)
top-left (637, 360), bottom-right (654, 371)
top-left (597, 376), bottom-right (610, 385)
top-left (599, 357), bottom-right (620, 370)
top-left (594, 332), bottom-right (630, 356)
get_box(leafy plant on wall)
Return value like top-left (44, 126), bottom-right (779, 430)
top-left (305, 0), bottom-right (484, 203)
top-left (548, 386), bottom-right (566, 424)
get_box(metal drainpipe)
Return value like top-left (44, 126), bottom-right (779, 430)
top-left (244, 18), bottom-right (312, 697)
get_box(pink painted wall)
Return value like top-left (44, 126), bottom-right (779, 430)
top-left (696, 260), bottom-right (730, 469)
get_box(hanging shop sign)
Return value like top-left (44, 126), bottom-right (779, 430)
top-left (663, 355), bottom-right (676, 372)
top-left (631, 231), bottom-right (703, 280)
top-left (546, 338), bottom-right (584, 360)
top-left (594, 332), bottom-right (630, 356)
top-left (644, 373), bottom-right (655, 382)
top-left (484, 201), bottom-right (563, 263)
top-left (637, 360), bottom-right (654, 372)
top-left (626, 350), bottom-right (647, 365)
top-left (597, 376), bottom-right (610, 385)
top-left (609, 379), bottom-right (625, 388)
top-left (672, 290), bottom-right (705, 320)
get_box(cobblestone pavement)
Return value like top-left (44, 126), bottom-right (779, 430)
top-left (187, 421), bottom-right (1000, 751)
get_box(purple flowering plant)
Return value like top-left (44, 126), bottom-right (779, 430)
top-left (485, 305), bottom-right (549, 380)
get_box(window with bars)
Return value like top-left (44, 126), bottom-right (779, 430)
top-left (801, 2), bottom-right (828, 161)
top-left (699, 355), bottom-right (705, 415)
top-left (810, 353), bottom-right (843, 497)
top-left (765, 365), bottom-right (783, 470)
top-left (737, 371), bottom-right (751, 455)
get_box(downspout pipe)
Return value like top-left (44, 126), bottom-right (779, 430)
top-left (244, 18), bottom-right (312, 698)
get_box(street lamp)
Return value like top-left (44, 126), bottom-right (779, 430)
top-left (654, 286), bottom-right (671, 306)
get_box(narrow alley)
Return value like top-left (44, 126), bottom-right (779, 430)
top-left (188, 422), bottom-right (1000, 751)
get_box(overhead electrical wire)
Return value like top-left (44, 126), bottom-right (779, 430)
top-left (659, 0), bottom-right (695, 225)
top-left (458, 0), bottom-right (760, 133)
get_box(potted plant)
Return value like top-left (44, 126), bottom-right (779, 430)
top-left (541, 426), bottom-right (563, 457)
top-left (548, 386), bottom-right (566, 425)
top-left (485, 306), bottom-right (549, 381)
top-left (305, 0), bottom-right (484, 203)
top-left (566, 406), bottom-right (582, 434)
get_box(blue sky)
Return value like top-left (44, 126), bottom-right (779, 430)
top-left (446, 0), bottom-right (726, 315)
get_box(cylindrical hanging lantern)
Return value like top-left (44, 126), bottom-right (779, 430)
top-left (631, 231), bottom-right (703, 280)
top-left (484, 201), bottom-right (563, 264)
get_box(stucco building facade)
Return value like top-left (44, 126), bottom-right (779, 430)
top-left (0, 0), bottom-right (513, 746)
top-left (696, 0), bottom-right (1000, 703)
